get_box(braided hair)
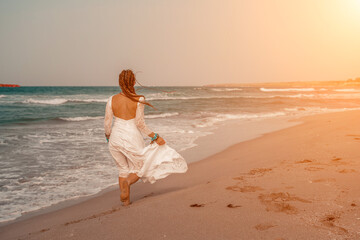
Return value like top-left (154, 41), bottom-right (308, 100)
top-left (118, 69), bottom-right (156, 109)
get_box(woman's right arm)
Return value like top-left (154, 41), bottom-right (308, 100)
top-left (104, 97), bottom-right (113, 140)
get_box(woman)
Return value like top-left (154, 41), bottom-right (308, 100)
top-left (104, 69), bottom-right (188, 206)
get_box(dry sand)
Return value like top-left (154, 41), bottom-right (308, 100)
top-left (1, 110), bottom-right (360, 240)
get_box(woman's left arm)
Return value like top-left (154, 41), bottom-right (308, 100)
top-left (104, 97), bottom-right (113, 140)
top-left (135, 97), bottom-right (166, 145)
top-left (135, 98), bottom-right (153, 136)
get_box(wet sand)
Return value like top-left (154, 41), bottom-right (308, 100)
top-left (1, 110), bottom-right (360, 239)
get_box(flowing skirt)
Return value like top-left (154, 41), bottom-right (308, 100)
top-left (108, 118), bottom-right (188, 184)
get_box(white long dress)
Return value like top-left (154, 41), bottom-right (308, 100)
top-left (104, 95), bottom-right (188, 184)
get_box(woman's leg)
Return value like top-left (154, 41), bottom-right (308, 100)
top-left (119, 176), bottom-right (130, 205)
top-left (119, 173), bottom-right (139, 206)
top-left (109, 148), bottom-right (131, 205)
top-left (109, 148), bottom-right (140, 205)
top-left (127, 173), bottom-right (140, 185)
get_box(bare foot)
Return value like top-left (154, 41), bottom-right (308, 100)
top-left (122, 198), bottom-right (131, 206)
top-left (120, 180), bottom-right (130, 203)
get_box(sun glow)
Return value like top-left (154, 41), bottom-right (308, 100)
top-left (342, 0), bottom-right (360, 18)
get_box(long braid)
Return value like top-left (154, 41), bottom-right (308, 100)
top-left (119, 69), bottom-right (156, 109)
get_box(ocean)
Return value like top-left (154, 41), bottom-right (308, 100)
top-left (1, 86), bottom-right (360, 223)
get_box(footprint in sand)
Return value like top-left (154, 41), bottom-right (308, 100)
top-left (311, 178), bottom-right (336, 183)
top-left (247, 168), bottom-right (272, 176)
top-left (330, 157), bottom-right (351, 166)
top-left (337, 169), bottom-right (357, 173)
top-left (143, 192), bottom-right (154, 198)
top-left (232, 176), bottom-right (245, 181)
top-left (295, 159), bottom-right (313, 164)
top-left (320, 214), bottom-right (348, 234)
top-left (258, 192), bottom-right (311, 215)
top-left (346, 134), bottom-right (360, 137)
top-left (28, 228), bottom-right (51, 237)
top-left (190, 203), bottom-right (205, 207)
top-left (254, 223), bottom-right (277, 231)
top-left (63, 207), bottom-right (121, 226)
top-left (346, 134), bottom-right (360, 140)
top-left (304, 166), bottom-right (324, 171)
top-left (332, 157), bottom-right (342, 162)
top-left (227, 204), bottom-right (241, 208)
top-left (297, 157), bottom-right (348, 168)
top-left (226, 185), bottom-right (264, 193)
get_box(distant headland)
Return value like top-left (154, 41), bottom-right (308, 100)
top-left (204, 77), bottom-right (360, 87)
top-left (0, 84), bottom-right (20, 87)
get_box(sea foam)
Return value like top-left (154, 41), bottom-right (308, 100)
top-left (145, 112), bottom-right (179, 119)
top-left (147, 95), bottom-right (245, 101)
top-left (194, 111), bottom-right (286, 128)
top-left (23, 98), bottom-right (68, 105)
top-left (284, 106), bottom-right (360, 113)
top-left (334, 89), bottom-right (360, 92)
top-left (59, 113), bottom-right (180, 121)
top-left (210, 88), bottom-right (243, 92)
top-left (59, 116), bottom-right (103, 121)
top-left (23, 98), bottom-right (108, 105)
top-left (260, 88), bottom-right (315, 92)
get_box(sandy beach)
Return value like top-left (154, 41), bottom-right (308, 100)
top-left (2, 1), bottom-right (360, 239)
top-left (1, 110), bottom-right (360, 240)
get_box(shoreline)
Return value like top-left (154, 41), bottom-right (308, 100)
top-left (1, 110), bottom-right (360, 239)
top-left (203, 79), bottom-right (360, 87)
top-left (0, 115), bottom-right (300, 227)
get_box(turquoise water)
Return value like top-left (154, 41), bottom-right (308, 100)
top-left (1, 86), bottom-right (360, 223)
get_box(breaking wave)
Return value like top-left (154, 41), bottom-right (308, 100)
top-left (260, 88), bottom-right (315, 92)
top-left (334, 89), bottom-right (360, 92)
top-left (22, 98), bottom-right (108, 105)
top-left (194, 111), bottom-right (286, 128)
top-left (59, 116), bottom-right (103, 121)
top-left (209, 88), bottom-right (243, 92)
top-left (145, 112), bottom-right (179, 119)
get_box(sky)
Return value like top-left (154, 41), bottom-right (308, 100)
top-left (0, 0), bottom-right (360, 86)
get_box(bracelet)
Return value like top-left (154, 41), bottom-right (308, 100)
top-left (151, 133), bottom-right (159, 141)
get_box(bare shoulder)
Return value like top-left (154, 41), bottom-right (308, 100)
top-left (112, 93), bottom-right (122, 100)
top-left (113, 93), bottom-right (143, 103)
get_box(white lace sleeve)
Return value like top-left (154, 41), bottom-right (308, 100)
top-left (135, 97), bottom-right (153, 136)
top-left (104, 96), bottom-right (113, 136)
